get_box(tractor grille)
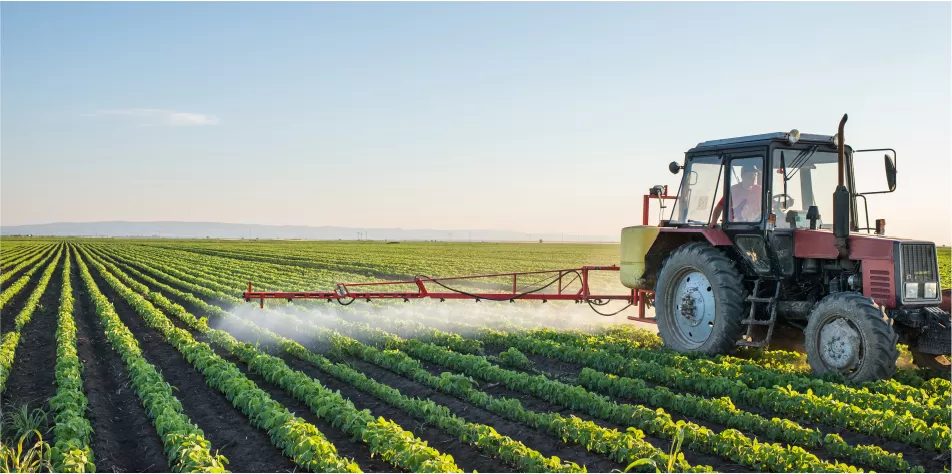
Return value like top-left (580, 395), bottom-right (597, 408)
top-left (900, 243), bottom-right (938, 283)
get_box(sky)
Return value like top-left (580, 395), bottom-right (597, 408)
top-left (2, 2), bottom-right (950, 244)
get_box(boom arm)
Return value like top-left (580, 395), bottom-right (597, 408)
top-left (242, 265), bottom-right (650, 319)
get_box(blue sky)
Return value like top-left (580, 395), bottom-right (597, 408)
top-left (2, 2), bottom-right (950, 244)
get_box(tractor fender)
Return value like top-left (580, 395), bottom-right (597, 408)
top-left (623, 227), bottom-right (732, 290)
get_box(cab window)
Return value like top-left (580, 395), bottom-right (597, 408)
top-left (670, 155), bottom-right (723, 225)
top-left (727, 157), bottom-right (763, 223)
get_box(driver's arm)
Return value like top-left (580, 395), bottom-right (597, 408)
top-left (710, 196), bottom-right (725, 227)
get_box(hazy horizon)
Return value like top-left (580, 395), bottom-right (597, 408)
top-left (2, 2), bottom-right (950, 245)
top-left (0, 220), bottom-right (619, 242)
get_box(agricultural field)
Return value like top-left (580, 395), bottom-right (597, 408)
top-left (0, 238), bottom-right (949, 473)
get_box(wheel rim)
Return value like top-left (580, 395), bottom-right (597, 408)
top-left (671, 270), bottom-right (715, 347)
top-left (817, 317), bottom-right (865, 373)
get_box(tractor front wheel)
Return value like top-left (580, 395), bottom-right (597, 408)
top-left (804, 292), bottom-right (899, 382)
top-left (654, 243), bottom-right (745, 355)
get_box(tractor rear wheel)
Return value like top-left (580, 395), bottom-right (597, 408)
top-left (654, 243), bottom-right (745, 355)
top-left (804, 292), bottom-right (899, 382)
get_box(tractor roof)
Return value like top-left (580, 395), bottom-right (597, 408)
top-left (690, 132), bottom-right (835, 153)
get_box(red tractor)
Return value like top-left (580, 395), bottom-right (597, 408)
top-left (620, 114), bottom-right (950, 381)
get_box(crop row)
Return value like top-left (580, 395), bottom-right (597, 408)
top-left (81, 245), bottom-right (388, 472)
top-left (357, 329), bottom-right (859, 473)
top-left (548, 330), bottom-right (948, 416)
top-left (79, 245), bottom-right (369, 472)
top-left (312, 318), bottom-right (934, 470)
top-left (81, 246), bottom-right (462, 473)
top-left (476, 328), bottom-right (949, 452)
top-left (324, 332), bottom-right (703, 473)
top-left (436, 326), bottom-right (915, 471)
top-left (0, 243), bottom-right (57, 286)
top-left (0, 245), bottom-right (63, 393)
top-left (49, 250), bottom-right (96, 472)
top-left (0, 243), bottom-right (51, 268)
top-left (1, 242), bottom-right (52, 264)
top-left (74, 248), bottom-right (230, 472)
top-left (0, 245), bottom-right (60, 309)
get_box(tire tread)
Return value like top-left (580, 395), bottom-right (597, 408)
top-left (654, 243), bottom-right (746, 355)
top-left (804, 292), bottom-right (899, 382)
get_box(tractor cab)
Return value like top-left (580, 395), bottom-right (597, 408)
top-left (658, 129), bottom-right (901, 282)
top-left (664, 131), bottom-right (894, 236)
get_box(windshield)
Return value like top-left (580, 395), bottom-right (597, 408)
top-left (772, 148), bottom-right (840, 229)
top-left (669, 155), bottom-right (723, 225)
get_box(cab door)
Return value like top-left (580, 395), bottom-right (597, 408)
top-left (719, 151), bottom-right (777, 277)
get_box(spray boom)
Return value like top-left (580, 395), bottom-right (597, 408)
top-left (243, 266), bottom-right (647, 319)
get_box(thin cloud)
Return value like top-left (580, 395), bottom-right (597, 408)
top-left (84, 108), bottom-right (219, 126)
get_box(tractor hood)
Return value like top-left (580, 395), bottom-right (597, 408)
top-left (793, 229), bottom-right (929, 261)
top-left (796, 229), bottom-right (943, 309)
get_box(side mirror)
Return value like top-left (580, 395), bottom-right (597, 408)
top-left (884, 154), bottom-right (897, 192)
top-left (669, 161), bottom-right (682, 174)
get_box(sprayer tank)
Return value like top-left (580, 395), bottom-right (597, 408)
top-left (620, 226), bottom-right (661, 289)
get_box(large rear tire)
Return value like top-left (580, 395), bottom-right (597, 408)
top-left (804, 292), bottom-right (899, 382)
top-left (654, 243), bottom-right (746, 355)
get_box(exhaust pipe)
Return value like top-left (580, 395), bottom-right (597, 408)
top-left (833, 114), bottom-right (850, 258)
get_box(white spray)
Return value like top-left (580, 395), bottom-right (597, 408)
top-left (214, 296), bottom-right (658, 348)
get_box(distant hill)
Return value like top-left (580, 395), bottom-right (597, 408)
top-left (0, 221), bottom-right (617, 242)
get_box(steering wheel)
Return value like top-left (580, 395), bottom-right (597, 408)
top-left (772, 194), bottom-right (795, 211)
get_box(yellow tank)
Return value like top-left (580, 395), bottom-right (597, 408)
top-left (620, 226), bottom-right (661, 289)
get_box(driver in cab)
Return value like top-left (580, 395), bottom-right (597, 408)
top-left (710, 162), bottom-right (762, 226)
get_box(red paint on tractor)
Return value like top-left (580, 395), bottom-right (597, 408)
top-left (794, 229), bottom-right (898, 261)
top-left (862, 259), bottom-right (896, 307)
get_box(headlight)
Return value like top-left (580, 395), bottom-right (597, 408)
top-left (905, 282), bottom-right (920, 300)
top-left (924, 282), bottom-right (938, 299)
